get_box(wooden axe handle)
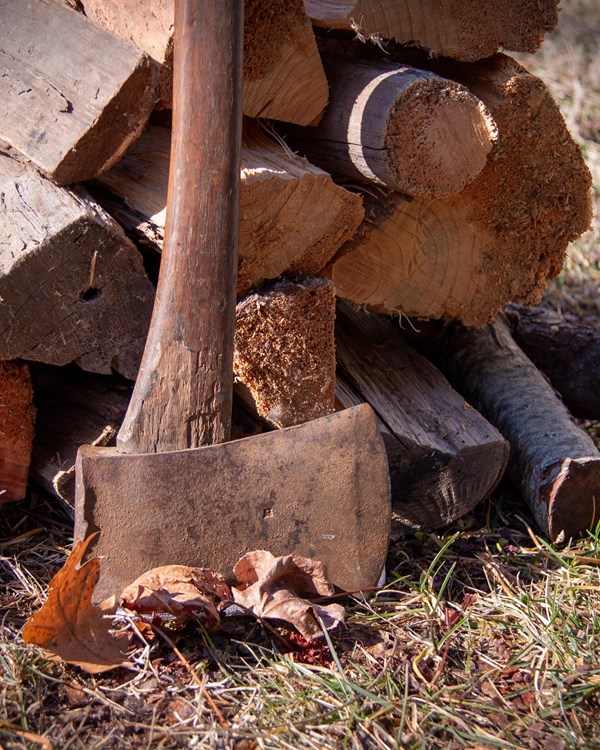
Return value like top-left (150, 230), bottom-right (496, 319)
top-left (117, 0), bottom-right (244, 454)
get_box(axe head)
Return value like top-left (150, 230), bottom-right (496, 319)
top-left (74, 404), bottom-right (391, 600)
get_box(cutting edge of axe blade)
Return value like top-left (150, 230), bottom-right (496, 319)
top-left (74, 403), bottom-right (392, 601)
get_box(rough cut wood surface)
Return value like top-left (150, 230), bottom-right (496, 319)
top-left (0, 0), bottom-right (157, 184)
top-left (335, 303), bottom-right (508, 531)
top-left (77, 0), bottom-right (328, 123)
top-left (0, 361), bottom-right (35, 503)
top-left (305, 0), bottom-right (559, 61)
top-left (506, 304), bottom-right (600, 419)
top-left (414, 316), bottom-right (600, 542)
top-left (94, 125), bottom-right (364, 295)
top-left (287, 56), bottom-right (496, 197)
top-left (326, 55), bottom-right (593, 327)
top-left (0, 154), bottom-right (154, 379)
top-left (234, 279), bottom-right (336, 428)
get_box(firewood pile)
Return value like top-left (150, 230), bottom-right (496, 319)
top-left (1, 0), bottom-right (599, 544)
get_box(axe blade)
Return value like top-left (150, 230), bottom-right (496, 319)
top-left (74, 404), bottom-right (391, 600)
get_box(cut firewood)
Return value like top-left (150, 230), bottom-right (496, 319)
top-left (287, 56), bottom-right (497, 197)
top-left (30, 368), bottom-right (131, 509)
top-left (505, 304), bottom-right (600, 419)
top-left (234, 279), bottom-right (336, 428)
top-left (77, 0), bottom-right (328, 123)
top-left (335, 303), bottom-right (509, 530)
top-left (326, 54), bottom-right (593, 327)
top-left (93, 125), bottom-right (364, 295)
top-left (305, 1), bottom-right (558, 61)
top-left (0, 361), bottom-right (35, 503)
top-left (0, 154), bottom-right (154, 379)
top-left (412, 315), bottom-right (600, 542)
top-left (0, 0), bottom-right (157, 184)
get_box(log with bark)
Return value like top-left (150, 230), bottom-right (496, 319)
top-left (93, 125), bottom-right (364, 294)
top-left (335, 302), bottom-right (509, 530)
top-left (0, 0), bottom-right (158, 184)
top-left (0, 361), bottom-right (35, 503)
top-left (305, 0), bottom-right (559, 61)
top-left (412, 315), bottom-right (600, 542)
top-left (234, 278), bottom-right (336, 428)
top-left (325, 54), bottom-right (593, 327)
top-left (0, 154), bottom-right (154, 379)
top-left (504, 304), bottom-right (600, 419)
top-left (76, 0), bottom-right (328, 123)
top-left (287, 56), bottom-right (497, 197)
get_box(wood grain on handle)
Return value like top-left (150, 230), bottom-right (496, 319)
top-left (117, 0), bottom-right (244, 454)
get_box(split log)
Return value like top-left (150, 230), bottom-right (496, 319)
top-left (0, 0), bottom-right (157, 184)
top-left (335, 303), bottom-right (509, 530)
top-left (506, 304), bottom-right (600, 419)
top-left (93, 125), bottom-right (364, 295)
top-left (234, 279), bottom-right (336, 428)
top-left (287, 56), bottom-right (497, 197)
top-left (0, 362), bottom-right (35, 503)
top-left (326, 55), bottom-right (593, 327)
top-left (413, 315), bottom-right (600, 542)
top-left (0, 154), bottom-right (154, 379)
top-left (77, 0), bottom-right (328, 123)
top-left (30, 368), bottom-right (131, 509)
top-left (305, 1), bottom-right (558, 61)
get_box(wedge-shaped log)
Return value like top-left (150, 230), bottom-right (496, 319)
top-left (506, 304), bottom-right (600, 420)
top-left (0, 361), bottom-right (35, 503)
top-left (234, 278), bottom-right (336, 428)
top-left (287, 56), bottom-right (496, 197)
top-left (78, 0), bottom-right (328, 123)
top-left (94, 125), bottom-right (363, 294)
top-left (0, 155), bottom-right (154, 379)
top-left (414, 315), bottom-right (600, 542)
top-left (305, 1), bottom-right (558, 61)
top-left (335, 303), bottom-right (508, 530)
top-left (0, 0), bottom-right (157, 184)
top-left (326, 55), bottom-right (593, 327)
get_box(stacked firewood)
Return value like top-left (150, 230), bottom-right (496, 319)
top-left (1, 0), bottom-right (598, 543)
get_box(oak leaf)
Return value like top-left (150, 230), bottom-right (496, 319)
top-left (120, 565), bottom-right (230, 631)
top-left (22, 534), bottom-right (129, 673)
top-left (232, 550), bottom-right (345, 640)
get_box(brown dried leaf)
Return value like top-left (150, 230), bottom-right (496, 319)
top-left (120, 565), bottom-right (230, 631)
top-left (232, 550), bottom-right (344, 640)
top-left (22, 534), bottom-right (129, 674)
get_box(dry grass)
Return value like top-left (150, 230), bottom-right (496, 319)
top-left (2, 2), bottom-right (600, 748)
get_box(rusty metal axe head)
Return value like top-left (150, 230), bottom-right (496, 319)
top-left (73, 0), bottom-right (391, 601)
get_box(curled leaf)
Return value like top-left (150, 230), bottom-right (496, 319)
top-left (232, 550), bottom-right (345, 640)
top-left (22, 534), bottom-right (129, 674)
top-left (120, 565), bottom-right (230, 631)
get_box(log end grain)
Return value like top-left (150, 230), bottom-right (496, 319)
top-left (0, 362), bottom-right (35, 503)
top-left (545, 457), bottom-right (600, 543)
top-left (234, 278), bottom-right (336, 427)
top-left (307, 0), bottom-right (559, 61)
top-left (384, 73), bottom-right (497, 197)
top-left (325, 54), bottom-right (593, 327)
top-left (243, 0), bottom-right (328, 124)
